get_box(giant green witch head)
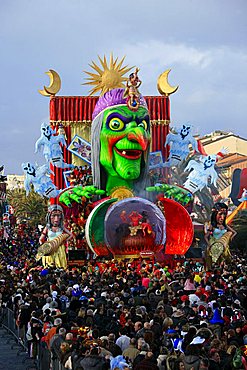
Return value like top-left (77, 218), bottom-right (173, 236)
top-left (91, 88), bottom-right (151, 196)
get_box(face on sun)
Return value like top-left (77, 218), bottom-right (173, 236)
top-left (100, 106), bottom-right (151, 182)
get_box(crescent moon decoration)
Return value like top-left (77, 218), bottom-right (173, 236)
top-left (157, 69), bottom-right (179, 96)
top-left (38, 69), bottom-right (61, 96)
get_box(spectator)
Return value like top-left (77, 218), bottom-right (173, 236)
top-left (123, 337), bottom-right (140, 363)
top-left (79, 345), bottom-right (108, 370)
top-left (134, 351), bottom-right (159, 370)
top-left (116, 327), bottom-right (130, 352)
top-left (209, 349), bottom-right (221, 370)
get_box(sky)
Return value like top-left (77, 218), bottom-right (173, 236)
top-left (1, 0), bottom-right (247, 174)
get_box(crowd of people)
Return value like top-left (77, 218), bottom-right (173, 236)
top-left (0, 223), bottom-right (247, 370)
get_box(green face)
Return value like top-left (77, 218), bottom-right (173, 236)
top-left (100, 106), bottom-right (151, 185)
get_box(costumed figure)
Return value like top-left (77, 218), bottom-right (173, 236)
top-left (37, 205), bottom-right (74, 269)
top-left (35, 122), bottom-right (73, 169)
top-left (124, 67), bottom-right (142, 110)
top-left (164, 124), bottom-right (199, 167)
top-left (59, 55), bottom-right (194, 258)
top-left (183, 148), bottom-right (228, 194)
top-left (116, 210), bottom-right (155, 253)
top-left (22, 162), bottom-right (60, 198)
top-left (204, 202), bottom-right (236, 269)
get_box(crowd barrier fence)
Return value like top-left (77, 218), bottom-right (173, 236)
top-left (0, 307), bottom-right (67, 370)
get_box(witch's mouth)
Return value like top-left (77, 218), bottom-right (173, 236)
top-left (114, 148), bottom-right (142, 159)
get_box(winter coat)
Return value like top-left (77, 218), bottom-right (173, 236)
top-left (123, 344), bottom-right (140, 362)
top-left (183, 354), bottom-right (201, 370)
top-left (80, 355), bottom-right (108, 370)
top-left (134, 358), bottom-right (159, 370)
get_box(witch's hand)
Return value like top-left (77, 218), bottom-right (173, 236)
top-left (146, 183), bottom-right (193, 206)
top-left (59, 185), bottom-right (105, 207)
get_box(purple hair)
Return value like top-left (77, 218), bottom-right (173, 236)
top-left (92, 88), bottom-right (147, 120)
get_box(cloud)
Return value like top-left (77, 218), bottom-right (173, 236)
top-left (117, 40), bottom-right (212, 69)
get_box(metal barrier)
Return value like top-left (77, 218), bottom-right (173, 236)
top-left (0, 307), bottom-right (26, 349)
top-left (0, 307), bottom-right (67, 370)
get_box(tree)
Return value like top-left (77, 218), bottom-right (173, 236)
top-left (7, 187), bottom-right (48, 227)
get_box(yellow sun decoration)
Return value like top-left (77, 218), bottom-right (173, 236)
top-left (83, 54), bottom-right (133, 96)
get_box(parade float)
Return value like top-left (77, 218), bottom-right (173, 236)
top-left (23, 54), bottom-right (228, 266)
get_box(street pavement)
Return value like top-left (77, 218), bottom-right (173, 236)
top-left (0, 327), bottom-right (37, 370)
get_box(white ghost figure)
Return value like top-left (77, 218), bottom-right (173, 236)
top-left (22, 162), bottom-right (60, 198)
top-left (164, 124), bottom-right (198, 167)
top-left (183, 148), bottom-right (228, 194)
top-left (35, 122), bottom-right (74, 169)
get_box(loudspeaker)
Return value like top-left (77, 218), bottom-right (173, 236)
top-left (68, 250), bottom-right (86, 261)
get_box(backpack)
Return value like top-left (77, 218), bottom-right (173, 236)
top-left (232, 348), bottom-right (243, 369)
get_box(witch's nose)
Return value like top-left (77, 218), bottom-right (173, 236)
top-left (127, 129), bottom-right (149, 151)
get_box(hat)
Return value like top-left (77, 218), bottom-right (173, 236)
top-left (210, 308), bottom-right (224, 325)
top-left (54, 318), bottom-right (62, 326)
top-left (40, 268), bottom-right (49, 276)
top-left (79, 295), bottom-right (88, 301)
top-left (167, 329), bottom-right (177, 334)
top-left (190, 336), bottom-right (205, 345)
top-left (100, 336), bottom-right (108, 341)
top-left (181, 295), bottom-right (189, 302)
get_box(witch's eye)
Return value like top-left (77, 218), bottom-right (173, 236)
top-left (109, 118), bottom-right (125, 131)
top-left (138, 120), bottom-right (148, 130)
